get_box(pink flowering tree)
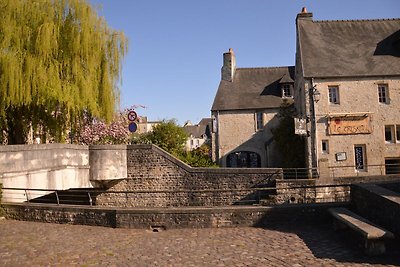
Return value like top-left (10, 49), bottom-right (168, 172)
top-left (78, 105), bottom-right (144, 145)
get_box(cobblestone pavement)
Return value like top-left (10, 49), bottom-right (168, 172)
top-left (0, 219), bottom-right (399, 267)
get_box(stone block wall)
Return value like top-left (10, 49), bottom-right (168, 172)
top-left (96, 144), bottom-right (282, 207)
top-left (3, 203), bottom-right (116, 227)
top-left (3, 202), bottom-right (342, 229)
top-left (351, 183), bottom-right (400, 236)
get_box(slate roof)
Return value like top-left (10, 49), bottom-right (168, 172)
top-left (211, 67), bottom-right (295, 111)
top-left (297, 17), bottom-right (400, 78)
top-left (184, 118), bottom-right (212, 138)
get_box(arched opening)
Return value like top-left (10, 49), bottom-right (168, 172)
top-left (226, 151), bottom-right (261, 168)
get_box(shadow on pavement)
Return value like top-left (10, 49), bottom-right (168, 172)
top-left (260, 222), bottom-right (400, 266)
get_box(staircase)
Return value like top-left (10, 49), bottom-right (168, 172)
top-left (29, 189), bottom-right (102, 206)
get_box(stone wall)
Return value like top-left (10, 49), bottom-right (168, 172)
top-left (269, 175), bottom-right (400, 205)
top-left (3, 202), bottom-right (342, 229)
top-left (3, 203), bottom-right (116, 227)
top-left (351, 183), bottom-right (400, 236)
top-left (96, 144), bottom-right (282, 207)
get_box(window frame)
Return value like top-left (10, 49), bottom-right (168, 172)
top-left (328, 86), bottom-right (340, 104)
top-left (256, 111), bottom-right (264, 131)
top-left (354, 145), bottom-right (367, 171)
top-left (378, 84), bottom-right (389, 104)
top-left (321, 140), bottom-right (329, 154)
top-left (281, 84), bottom-right (292, 98)
top-left (385, 125), bottom-right (395, 144)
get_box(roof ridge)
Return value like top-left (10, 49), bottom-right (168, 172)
top-left (314, 18), bottom-right (400, 23)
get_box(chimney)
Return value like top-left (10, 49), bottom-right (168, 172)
top-left (296, 6), bottom-right (313, 21)
top-left (221, 48), bottom-right (236, 82)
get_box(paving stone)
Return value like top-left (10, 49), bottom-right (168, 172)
top-left (0, 220), bottom-right (399, 266)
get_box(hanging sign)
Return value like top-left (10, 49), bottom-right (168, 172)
top-left (294, 118), bottom-right (307, 136)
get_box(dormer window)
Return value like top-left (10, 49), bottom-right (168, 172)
top-left (281, 83), bottom-right (293, 98)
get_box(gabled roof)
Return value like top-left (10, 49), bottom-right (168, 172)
top-left (297, 17), bottom-right (400, 78)
top-left (184, 118), bottom-right (212, 138)
top-left (211, 66), bottom-right (294, 111)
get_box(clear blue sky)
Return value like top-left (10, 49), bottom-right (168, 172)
top-left (89, 0), bottom-right (399, 125)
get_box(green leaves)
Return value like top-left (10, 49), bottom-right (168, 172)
top-left (272, 101), bottom-right (305, 168)
top-left (0, 0), bottom-right (128, 143)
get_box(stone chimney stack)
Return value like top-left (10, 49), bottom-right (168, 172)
top-left (296, 6), bottom-right (313, 21)
top-left (221, 48), bottom-right (236, 82)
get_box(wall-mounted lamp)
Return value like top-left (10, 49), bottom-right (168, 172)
top-left (313, 88), bottom-right (321, 103)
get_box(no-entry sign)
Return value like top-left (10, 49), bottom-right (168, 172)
top-left (127, 110), bottom-right (138, 122)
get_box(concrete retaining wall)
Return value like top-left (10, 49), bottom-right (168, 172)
top-left (89, 145), bottom-right (127, 182)
top-left (0, 144), bottom-right (91, 202)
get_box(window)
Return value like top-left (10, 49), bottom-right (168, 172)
top-left (282, 84), bottom-right (292, 98)
top-left (385, 125), bottom-right (400, 144)
top-left (328, 86), bottom-right (339, 104)
top-left (321, 140), bottom-right (329, 154)
top-left (256, 112), bottom-right (263, 130)
top-left (397, 125), bottom-right (400, 142)
top-left (385, 125), bottom-right (395, 143)
top-left (385, 158), bottom-right (400, 174)
top-left (227, 151), bottom-right (261, 168)
top-left (378, 84), bottom-right (389, 103)
top-left (354, 145), bottom-right (366, 171)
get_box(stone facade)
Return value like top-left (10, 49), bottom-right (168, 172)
top-left (211, 49), bottom-right (294, 168)
top-left (294, 10), bottom-right (400, 180)
top-left (312, 78), bottom-right (400, 179)
top-left (212, 110), bottom-right (281, 167)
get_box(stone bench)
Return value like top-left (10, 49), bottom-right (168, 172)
top-left (328, 207), bottom-right (394, 256)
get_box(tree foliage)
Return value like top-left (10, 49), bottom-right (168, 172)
top-left (78, 108), bottom-right (131, 145)
top-left (272, 101), bottom-right (305, 168)
top-left (0, 0), bottom-right (128, 144)
top-left (178, 144), bottom-right (217, 167)
top-left (132, 120), bottom-right (216, 167)
top-left (132, 120), bottom-right (188, 156)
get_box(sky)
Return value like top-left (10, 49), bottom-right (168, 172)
top-left (89, 0), bottom-right (399, 125)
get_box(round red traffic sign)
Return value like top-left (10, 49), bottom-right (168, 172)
top-left (127, 110), bottom-right (138, 121)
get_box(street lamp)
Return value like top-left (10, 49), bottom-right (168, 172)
top-left (313, 88), bottom-right (321, 103)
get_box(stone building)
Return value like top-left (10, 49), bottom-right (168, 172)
top-left (294, 8), bottom-right (400, 179)
top-left (136, 116), bottom-right (162, 134)
top-left (211, 48), bottom-right (295, 167)
top-left (183, 118), bottom-right (212, 151)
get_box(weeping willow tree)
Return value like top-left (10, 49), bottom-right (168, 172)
top-left (0, 0), bottom-right (128, 144)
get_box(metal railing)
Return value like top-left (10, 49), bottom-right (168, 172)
top-left (327, 163), bottom-right (400, 179)
top-left (1, 183), bottom-right (356, 207)
top-left (282, 167), bottom-right (319, 179)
